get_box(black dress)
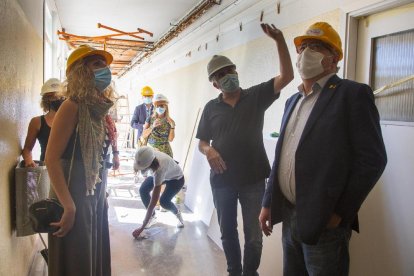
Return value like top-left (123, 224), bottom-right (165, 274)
top-left (48, 128), bottom-right (111, 276)
top-left (37, 115), bottom-right (50, 161)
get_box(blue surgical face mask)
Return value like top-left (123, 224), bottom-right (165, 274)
top-left (94, 67), bottom-right (112, 92)
top-left (156, 107), bottom-right (166, 115)
top-left (218, 73), bottom-right (239, 93)
top-left (143, 97), bottom-right (152, 104)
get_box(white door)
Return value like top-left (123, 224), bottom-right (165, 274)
top-left (351, 3), bottom-right (414, 276)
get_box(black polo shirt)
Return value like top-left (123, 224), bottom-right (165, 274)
top-left (196, 78), bottom-right (278, 188)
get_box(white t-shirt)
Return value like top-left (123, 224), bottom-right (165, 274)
top-left (153, 151), bottom-right (183, 186)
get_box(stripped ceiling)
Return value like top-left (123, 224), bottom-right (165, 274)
top-left (54, 0), bottom-right (222, 75)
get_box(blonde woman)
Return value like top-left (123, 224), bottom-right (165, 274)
top-left (142, 93), bottom-right (175, 157)
top-left (45, 45), bottom-right (114, 276)
top-left (22, 78), bottom-right (63, 167)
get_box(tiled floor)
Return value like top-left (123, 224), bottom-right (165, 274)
top-left (30, 150), bottom-right (227, 275)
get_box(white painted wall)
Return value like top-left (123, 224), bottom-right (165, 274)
top-left (0, 0), bottom-right (44, 275)
top-left (117, 0), bottom-right (414, 275)
top-left (185, 146), bottom-right (214, 226)
top-left (16, 0), bottom-right (43, 37)
top-left (349, 4), bottom-right (414, 275)
top-left (350, 122), bottom-right (414, 276)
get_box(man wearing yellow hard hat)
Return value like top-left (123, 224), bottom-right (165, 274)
top-left (131, 86), bottom-right (154, 140)
top-left (260, 22), bottom-right (387, 275)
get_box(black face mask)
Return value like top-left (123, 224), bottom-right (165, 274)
top-left (50, 99), bottom-right (64, 111)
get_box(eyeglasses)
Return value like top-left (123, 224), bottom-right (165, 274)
top-left (213, 66), bottom-right (236, 81)
top-left (297, 42), bottom-right (333, 54)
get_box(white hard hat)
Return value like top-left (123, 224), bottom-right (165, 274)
top-left (41, 78), bottom-right (61, 95)
top-left (134, 146), bottom-right (155, 171)
top-left (207, 55), bottom-right (236, 81)
top-left (153, 93), bottom-right (169, 104)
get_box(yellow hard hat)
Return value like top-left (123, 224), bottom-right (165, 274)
top-left (294, 22), bottom-right (343, 60)
top-left (141, 86), bottom-right (154, 96)
top-left (66, 45), bottom-right (113, 74)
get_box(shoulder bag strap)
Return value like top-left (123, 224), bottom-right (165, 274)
top-left (67, 126), bottom-right (79, 188)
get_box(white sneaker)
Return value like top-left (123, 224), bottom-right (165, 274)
top-left (176, 211), bottom-right (184, 228)
top-left (145, 215), bottom-right (157, 229)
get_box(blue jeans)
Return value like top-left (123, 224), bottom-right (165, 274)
top-left (139, 176), bottom-right (184, 214)
top-left (212, 181), bottom-right (265, 276)
top-left (282, 206), bottom-right (352, 276)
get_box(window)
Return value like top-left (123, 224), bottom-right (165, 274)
top-left (44, 2), bottom-right (67, 81)
top-left (44, 3), bottom-right (53, 80)
top-left (372, 29), bottom-right (414, 122)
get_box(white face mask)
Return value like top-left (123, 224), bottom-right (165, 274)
top-left (296, 48), bottom-right (325, 80)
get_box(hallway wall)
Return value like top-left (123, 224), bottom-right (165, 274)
top-left (118, 8), bottom-right (341, 276)
top-left (117, 1), bottom-right (343, 174)
top-left (117, 0), bottom-right (413, 275)
top-left (0, 0), bottom-right (411, 275)
top-left (0, 0), bottom-right (44, 274)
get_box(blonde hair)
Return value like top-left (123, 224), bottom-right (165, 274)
top-left (63, 57), bottom-right (116, 103)
top-left (152, 101), bottom-right (172, 120)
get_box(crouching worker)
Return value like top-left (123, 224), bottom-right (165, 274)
top-left (132, 146), bottom-right (185, 238)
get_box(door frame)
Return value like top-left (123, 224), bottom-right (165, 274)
top-left (344, 0), bottom-right (414, 127)
top-left (344, 0), bottom-right (414, 81)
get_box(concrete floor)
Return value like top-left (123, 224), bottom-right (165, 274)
top-left (108, 151), bottom-right (227, 276)
top-left (30, 150), bottom-right (227, 275)
top-left (108, 197), bottom-right (227, 276)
